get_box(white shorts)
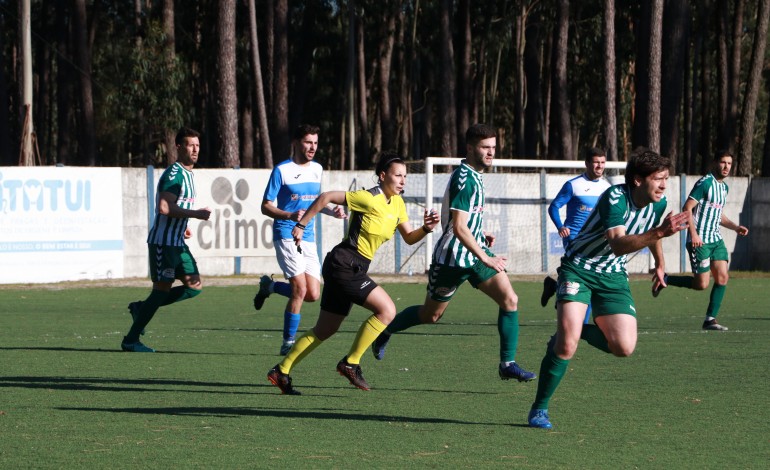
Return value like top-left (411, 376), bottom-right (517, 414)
top-left (275, 238), bottom-right (321, 281)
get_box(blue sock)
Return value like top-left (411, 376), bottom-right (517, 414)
top-left (283, 311), bottom-right (301, 340)
top-left (274, 281), bottom-right (292, 298)
top-left (584, 304), bottom-right (592, 324)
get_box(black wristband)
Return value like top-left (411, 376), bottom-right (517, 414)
top-left (421, 225), bottom-right (433, 234)
top-left (295, 222), bottom-right (306, 230)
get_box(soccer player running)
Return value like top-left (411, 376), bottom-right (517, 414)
top-left (371, 123), bottom-right (536, 383)
top-left (541, 147), bottom-right (611, 326)
top-left (122, 127), bottom-right (211, 352)
top-left (527, 148), bottom-right (689, 429)
top-left (253, 124), bottom-right (346, 355)
top-left (652, 150), bottom-right (749, 331)
top-left (267, 153), bottom-right (440, 395)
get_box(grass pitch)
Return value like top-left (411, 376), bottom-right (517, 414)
top-left (1, 276), bottom-right (768, 468)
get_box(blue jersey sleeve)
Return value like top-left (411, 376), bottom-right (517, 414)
top-left (263, 167), bottom-right (283, 202)
top-left (548, 182), bottom-right (573, 229)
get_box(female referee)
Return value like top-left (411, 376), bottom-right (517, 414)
top-left (267, 152), bottom-right (440, 395)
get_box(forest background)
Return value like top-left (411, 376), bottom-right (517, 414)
top-left (2, 0), bottom-right (770, 177)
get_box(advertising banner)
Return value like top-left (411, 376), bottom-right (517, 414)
top-left (0, 167), bottom-right (124, 283)
top-left (176, 170), bottom-right (275, 257)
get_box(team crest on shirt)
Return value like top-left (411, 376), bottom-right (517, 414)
top-left (559, 281), bottom-right (580, 296)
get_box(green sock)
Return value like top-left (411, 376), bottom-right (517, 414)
top-left (125, 289), bottom-right (168, 342)
top-left (162, 286), bottom-right (201, 305)
top-left (580, 324), bottom-right (611, 353)
top-left (532, 342), bottom-right (570, 410)
top-left (666, 275), bottom-right (694, 289)
top-left (386, 305), bottom-right (424, 334)
top-left (706, 284), bottom-right (727, 318)
top-left (497, 309), bottom-right (519, 362)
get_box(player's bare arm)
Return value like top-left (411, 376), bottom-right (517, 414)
top-left (649, 239), bottom-right (667, 288)
top-left (606, 211), bottom-right (688, 256)
top-left (682, 198), bottom-right (702, 247)
top-left (261, 199), bottom-right (304, 222)
top-left (452, 210), bottom-right (507, 272)
top-left (720, 214), bottom-right (749, 236)
top-left (157, 192), bottom-right (211, 220)
top-left (399, 209), bottom-right (440, 245)
top-left (291, 191), bottom-right (347, 244)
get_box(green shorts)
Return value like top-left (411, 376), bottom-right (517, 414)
top-left (556, 260), bottom-right (636, 317)
top-left (148, 243), bottom-right (199, 283)
top-left (686, 239), bottom-right (728, 274)
top-left (427, 248), bottom-right (499, 302)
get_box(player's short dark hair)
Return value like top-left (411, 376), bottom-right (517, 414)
top-left (175, 127), bottom-right (200, 145)
top-left (293, 124), bottom-right (320, 141)
top-left (714, 149), bottom-right (733, 161)
top-left (465, 123), bottom-right (497, 146)
top-left (375, 151), bottom-right (405, 177)
top-left (625, 147), bottom-right (671, 186)
top-left (585, 147), bottom-right (606, 162)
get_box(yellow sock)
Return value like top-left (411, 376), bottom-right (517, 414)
top-left (278, 331), bottom-right (322, 374)
top-left (346, 315), bottom-right (387, 365)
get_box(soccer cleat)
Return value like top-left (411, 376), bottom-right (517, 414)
top-left (371, 331), bottom-right (391, 360)
top-left (499, 362), bottom-right (536, 382)
top-left (336, 357), bottom-right (370, 391)
top-left (279, 339), bottom-right (295, 356)
top-left (541, 276), bottom-right (558, 307)
top-left (127, 301), bottom-right (145, 335)
top-left (702, 319), bottom-right (728, 331)
top-left (528, 409), bottom-right (553, 429)
top-left (267, 365), bottom-right (301, 395)
top-left (252, 275), bottom-right (273, 311)
top-left (121, 340), bottom-right (155, 352)
top-left (652, 274), bottom-right (668, 297)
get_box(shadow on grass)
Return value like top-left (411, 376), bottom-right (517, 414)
top-left (0, 346), bottom-right (240, 355)
top-left (56, 405), bottom-right (505, 426)
top-left (0, 375), bottom-right (498, 396)
top-left (0, 376), bottom-right (258, 394)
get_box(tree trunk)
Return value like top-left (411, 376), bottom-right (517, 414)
top-left (272, 0), bottom-right (290, 159)
top-left (646, 0), bottom-right (663, 153)
top-left (240, 90), bottom-right (254, 169)
top-left (551, 0), bottom-right (572, 159)
top-left (513, 6), bottom-right (526, 157)
top-left (524, 15), bottom-right (543, 158)
top-left (162, 0), bottom-right (177, 165)
top-left (659, 0), bottom-right (689, 165)
top-left (56, 1), bottom-right (72, 165)
top-left (632, 0), bottom-right (651, 148)
top-left (215, 0), bottom-right (239, 168)
top-left (603, 0), bottom-right (618, 162)
top-left (698, 32), bottom-right (713, 175)
top-left (438, 0), bottom-right (457, 157)
top-left (73, 0), bottom-right (96, 165)
top-left (264, 0), bottom-right (274, 114)
top-left (737, 0), bottom-right (770, 176)
top-left (247, 0), bottom-right (273, 168)
top-left (0, 11), bottom-right (11, 164)
top-left (457, 0), bottom-right (471, 150)
top-left (726, 0), bottom-right (745, 150)
top-left (355, 7), bottom-right (369, 168)
top-left (763, 68), bottom-right (770, 177)
top-left (396, 6), bottom-right (411, 157)
top-left (378, 4), bottom-right (399, 157)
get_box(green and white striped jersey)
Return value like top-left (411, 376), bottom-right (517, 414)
top-left (565, 184), bottom-right (667, 273)
top-left (432, 160), bottom-right (487, 268)
top-left (147, 162), bottom-right (197, 246)
top-left (688, 173), bottom-right (728, 244)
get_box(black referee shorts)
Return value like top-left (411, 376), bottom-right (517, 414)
top-left (320, 245), bottom-right (377, 316)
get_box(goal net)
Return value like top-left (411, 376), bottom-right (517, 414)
top-left (375, 157), bottom-right (634, 276)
